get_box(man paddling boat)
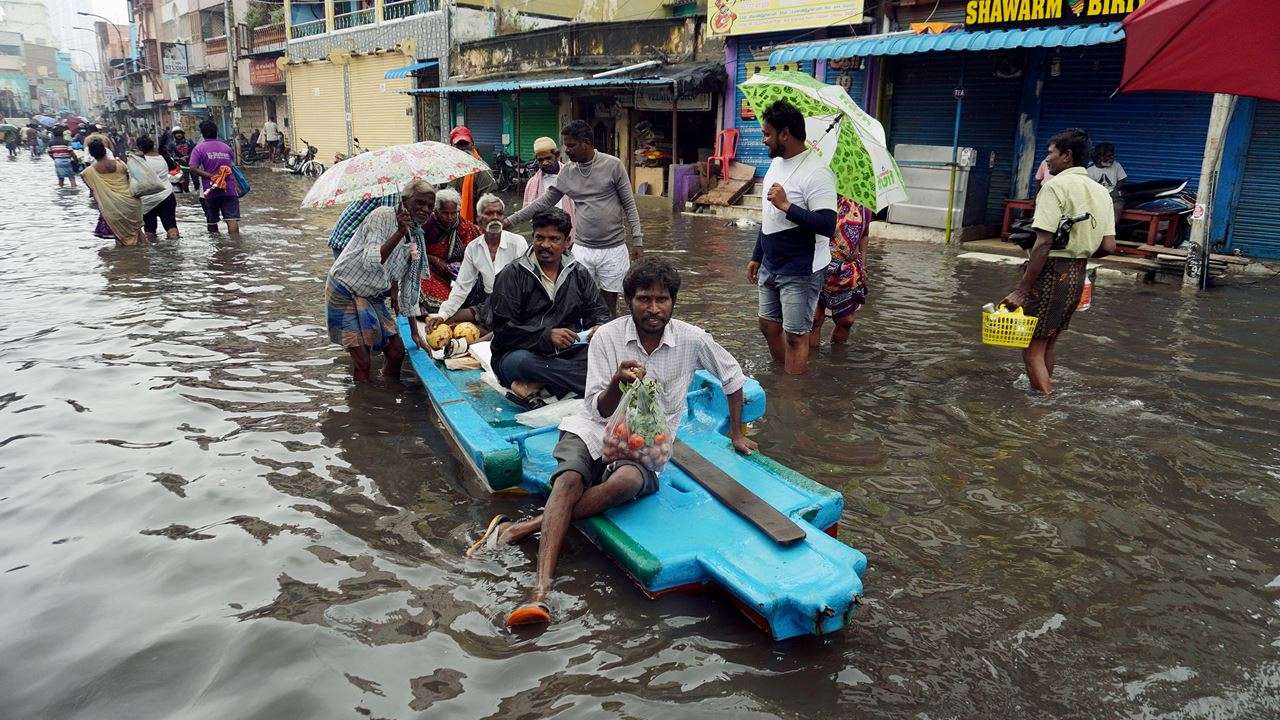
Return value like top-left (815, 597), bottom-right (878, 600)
top-left (470, 257), bottom-right (759, 626)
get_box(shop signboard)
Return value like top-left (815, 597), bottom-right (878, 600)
top-left (249, 58), bottom-right (283, 86)
top-left (190, 77), bottom-right (207, 108)
top-left (634, 88), bottom-right (713, 112)
top-left (160, 43), bottom-right (188, 76)
top-left (965, 0), bottom-right (1149, 28)
top-left (708, 0), bottom-right (863, 37)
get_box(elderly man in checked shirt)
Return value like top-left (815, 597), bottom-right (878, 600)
top-left (325, 180), bottom-right (435, 383)
top-left (467, 257), bottom-right (760, 627)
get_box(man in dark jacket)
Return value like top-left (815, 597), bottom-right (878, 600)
top-left (490, 208), bottom-right (611, 403)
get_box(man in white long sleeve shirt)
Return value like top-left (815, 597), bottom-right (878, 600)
top-left (425, 193), bottom-right (528, 331)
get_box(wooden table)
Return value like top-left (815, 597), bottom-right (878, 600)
top-left (1000, 199), bottom-right (1185, 248)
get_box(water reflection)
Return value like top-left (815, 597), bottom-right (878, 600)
top-left (1, 159), bottom-right (1279, 719)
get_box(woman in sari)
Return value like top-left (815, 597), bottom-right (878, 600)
top-left (810, 196), bottom-right (873, 347)
top-left (80, 138), bottom-right (143, 246)
top-left (419, 188), bottom-right (480, 314)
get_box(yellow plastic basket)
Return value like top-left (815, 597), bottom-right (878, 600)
top-left (982, 305), bottom-right (1038, 349)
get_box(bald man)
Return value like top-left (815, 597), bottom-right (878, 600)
top-left (523, 136), bottom-right (576, 241)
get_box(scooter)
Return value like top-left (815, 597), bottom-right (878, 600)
top-left (286, 139), bottom-right (324, 177)
top-left (492, 148), bottom-right (534, 192)
top-left (238, 131), bottom-right (270, 164)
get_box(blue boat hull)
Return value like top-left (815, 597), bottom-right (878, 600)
top-left (398, 317), bottom-right (868, 640)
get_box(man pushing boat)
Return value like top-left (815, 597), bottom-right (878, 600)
top-left (470, 256), bottom-right (759, 626)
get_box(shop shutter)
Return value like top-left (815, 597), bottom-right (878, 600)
top-left (285, 61), bottom-right (348, 164)
top-left (348, 54), bottom-right (414, 152)
top-left (516, 92), bottom-right (560, 162)
top-left (460, 94), bottom-right (502, 161)
top-left (733, 32), bottom-right (816, 177)
top-left (888, 51), bottom-right (1023, 224)
top-left (1227, 101), bottom-right (1280, 259)
top-left (1035, 44), bottom-right (1211, 190)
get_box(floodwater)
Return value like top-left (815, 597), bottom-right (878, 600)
top-left (2, 154), bottom-right (1279, 720)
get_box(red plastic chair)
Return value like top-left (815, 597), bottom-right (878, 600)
top-left (706, 128), bottom-right (739, 182)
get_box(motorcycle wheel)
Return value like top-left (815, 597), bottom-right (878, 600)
top-left (304, 161), bottom-right (324, 178)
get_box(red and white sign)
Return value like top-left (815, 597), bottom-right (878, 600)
top-left (249, 58), bottom-right (283, 86)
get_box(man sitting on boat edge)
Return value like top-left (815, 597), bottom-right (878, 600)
top-left (488, 207), bottom-right (612, 407)
top-left (470, 257), bottom-right (759, 627)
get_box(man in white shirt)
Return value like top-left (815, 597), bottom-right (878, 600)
top-left (744, 100), bottom-right (838, 375)
top-left (424, 193), bottom-right (528, 330)
top-left (262, 118), bottom-right (282, 162)
top-left (1086, 142), bottom-right (1127, 193)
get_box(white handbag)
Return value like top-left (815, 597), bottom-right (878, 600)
top-left (125, 153), bottom-right (165, 197)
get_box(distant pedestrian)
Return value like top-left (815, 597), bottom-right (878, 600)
top-left (1001, 128), bottom-right (1117, 395)
top-left (135, 135), bottom-right (179, 241)
top-left (745, 100), bottom-right (836, 375)
top-left (169, 128), bottom-right (194, 193)
top-left (47, 134), bottom-right (78, 188)
top-left (505, 120), bottom-right (644, 313)
top-left (4, 127), bottom-right (18, 158)
top-left (523, 136), bottom-right (576, 239)
top-left (188, 120), bottom-right (241, 237)
top-left (448, 126), bottom-right (495, 223)
top-left (79, 138), bottom-right (143, 246)
top-left (262, 117), bottom-right (282, 162)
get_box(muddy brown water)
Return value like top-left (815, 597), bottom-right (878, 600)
top-left (2, 157), bottom-right (1279, 719)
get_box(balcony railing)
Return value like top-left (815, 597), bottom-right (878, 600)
top-left (291, 18), bottom-right (326, 39)
top-left (333, 7), bottom-right (375, 30)
top-left (205, 34), bottom-right (227, 54)
top-left (250, 23), bottom-right (286, 48)
top-left (384, 0), bottom-right (434, 21)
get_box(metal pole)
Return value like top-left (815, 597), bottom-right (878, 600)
top-left (223, 0), bottom-right (239, 162)
top-left (944, 63), bottom-right (965, 245)
top-left (1183, 93), bottom-right (1236, 292)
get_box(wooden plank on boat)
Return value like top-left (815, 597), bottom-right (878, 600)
top-left (670, 441), bottom-right (806, 546)
top-left (693, 178), bottom-right (752, 207)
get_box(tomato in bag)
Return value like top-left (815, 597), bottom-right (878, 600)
top-left (601, 378), bottom-right (673, 474)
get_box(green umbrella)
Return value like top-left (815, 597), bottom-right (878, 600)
top-left (739, 70), bottom-right (907, 211)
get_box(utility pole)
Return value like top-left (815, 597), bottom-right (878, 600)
top-left (1183, 93), bottom-right (1237, 293)
top-left (223, 0), bottom-right (240, 160)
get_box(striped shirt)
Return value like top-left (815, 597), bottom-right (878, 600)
top-left (328, 194), bottom-right (399, 251)
top-left (559, 316), bottom-right (747, 460)
top-left (327, 205), bottom-right (425, 314)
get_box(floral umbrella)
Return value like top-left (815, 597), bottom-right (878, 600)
top-left (301, 141), bottom-right (490, 208)
top-left (739, 70), bottom-right (907, 211)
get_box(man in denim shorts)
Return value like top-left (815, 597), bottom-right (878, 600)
top-left (745, 100), bottom-right (837, 375)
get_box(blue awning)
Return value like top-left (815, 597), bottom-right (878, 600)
top-left (405, 75), bottom-right (676, 95)
top-left (384, 60), bottom-right (438, 80)
top-left (768, 23), bottom-right (1124, 64)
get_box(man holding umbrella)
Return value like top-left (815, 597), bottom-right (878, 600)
top-left (746, 100), bottom-right (838, 375)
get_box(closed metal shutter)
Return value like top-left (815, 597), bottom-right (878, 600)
top-left (1035, 44), bottom-right (1211, 190)
top-left (732, 32), bottom-right (816, 177)
top-left (349, 54), bottom-right (414, 152)
top-left (516, 92), bottom-right (560, 161)
top-left (460, 94), bottom-right (502, 159)
top-left (1227, 101), bottom-right (1280, 259)
top-left (888, 51), bottom-right (1024, 224)
top-left (285, 61), bottom-right (348, 164)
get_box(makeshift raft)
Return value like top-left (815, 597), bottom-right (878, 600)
top-left (397, 317), bottom-right (868, 640)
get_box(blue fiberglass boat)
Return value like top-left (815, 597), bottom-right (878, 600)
top-left (397, 317), bottom-right (868, 640)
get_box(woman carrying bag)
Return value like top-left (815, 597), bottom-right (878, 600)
top-left (80, 138), bottom-right (144, 245)
top-left (134, 136), bottom-right (179, 241)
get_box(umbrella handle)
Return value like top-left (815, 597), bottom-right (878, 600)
top-left (775, 113), bottom-right (843, 190)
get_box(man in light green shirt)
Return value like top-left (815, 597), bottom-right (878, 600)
top-left (1002, 128), bottom-right (1117, 395)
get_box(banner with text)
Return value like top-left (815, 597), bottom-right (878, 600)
top-left (709, 0), bottom-right (863, 37)
top-left (965, 0), bottom-right (1148, 28)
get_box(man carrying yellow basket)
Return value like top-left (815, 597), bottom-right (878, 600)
top-left (1001, 128), bottom-right (1117, 395)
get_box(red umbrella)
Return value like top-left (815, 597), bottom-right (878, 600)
top-left (1119, 0), bottom-right (1280, 102)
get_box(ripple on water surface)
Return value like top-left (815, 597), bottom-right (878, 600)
top-left (2, 158), bottom-right (1280, 718)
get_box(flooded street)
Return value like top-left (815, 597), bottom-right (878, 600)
top-left (3, 155), bottom-right (1280, 719)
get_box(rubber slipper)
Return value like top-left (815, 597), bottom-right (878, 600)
top-left (464, 514), bottom-right (510, 558)
top-left (505, 601), bottom-right (552, 627)
top-left (505, 391), bottom-right (548, 410)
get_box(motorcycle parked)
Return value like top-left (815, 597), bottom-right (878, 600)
top-left (492, 148), bottom-right (535, 192)
top-left (285, 139), bottom-right (324, 178)
top-left (238, 131), bottom-right (270, 164)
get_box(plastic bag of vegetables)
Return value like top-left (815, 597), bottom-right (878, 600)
top-left (601, 378), bottom-right (673, 474)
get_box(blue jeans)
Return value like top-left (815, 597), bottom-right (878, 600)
top-left (757, 266), bottom-right (825, 335)
top-left (495, 345), bottom-right (589, 398)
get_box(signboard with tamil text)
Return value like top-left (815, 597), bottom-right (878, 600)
top-left (634, 88), bottom-right (712, 112)
top-left (708, 0), bottom-right (863, 37)
top-left (249, 58), bottom-right (283, 86)
top-left (965, 0), bottom-right (1149, 28)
